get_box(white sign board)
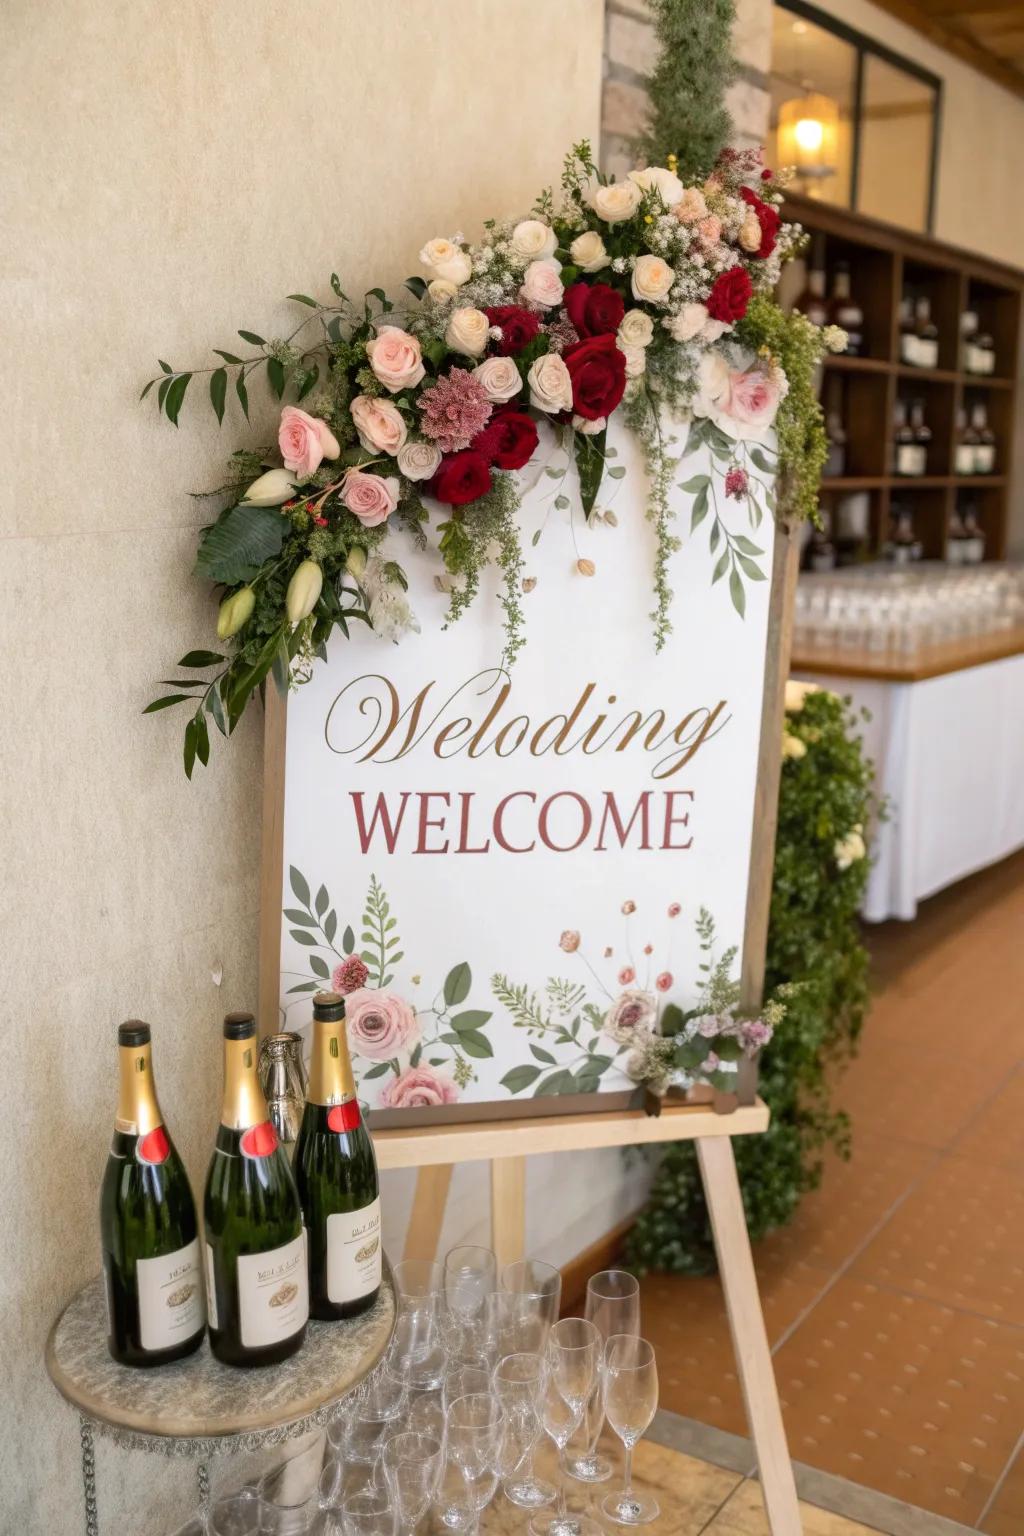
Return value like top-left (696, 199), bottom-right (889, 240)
top-left (276, 416), bottom-right (774, 1121)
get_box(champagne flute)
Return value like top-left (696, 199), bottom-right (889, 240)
top-left (341, 1489), bottom-right (396, 1536)
top-left (436, 1392), bottom-right (505, 1535)
top-left (493, 1351), bottom-right (555, 1509)
top-left (601, 1335), bottom-right (659, 1526)
top-left (529, 1317), bottom-right (603, 1536)
top-left (501, 1259), bottom-right (562, 1347)
top-left (380, 1430), bottom-right (443, 1536)
top-left (567, 1269), bottom-right (640, 1484)
top-left (444, 1245), bottom-right (497, 1354)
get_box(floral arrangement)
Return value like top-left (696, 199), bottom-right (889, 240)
top-left (143, 142), bottom-right (843, 775)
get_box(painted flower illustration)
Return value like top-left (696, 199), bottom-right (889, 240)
top-left (381, 1065), bottom-right (459, 1109)
top-left (332, 955), bottom-right (370, 994)
top-left (344, 988), bottom-right (419, 1060)
top-left (604, 990), bottom-right (658, 1046)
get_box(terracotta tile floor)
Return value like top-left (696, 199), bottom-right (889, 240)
top-left (637, 849), bottom-right (1024, 1530)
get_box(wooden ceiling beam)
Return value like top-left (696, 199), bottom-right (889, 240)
top-left (867, 0), bottom-right (1024, 97)
top-left (920, 0), bottom-right (1024, 15)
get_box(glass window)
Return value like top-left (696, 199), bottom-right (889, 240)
top-left (858, 55), bottom-right (936, 231)
top-left (770, 9), bottom-right (857, 209)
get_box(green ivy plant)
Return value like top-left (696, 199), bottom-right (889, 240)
top-left (626, 688), bottom-right (875, 1273)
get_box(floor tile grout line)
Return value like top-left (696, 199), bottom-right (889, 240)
top-left (975, 1424), bottom-right (1024, 1530)
top-left (695, 1479), bottom-right (746, 1535)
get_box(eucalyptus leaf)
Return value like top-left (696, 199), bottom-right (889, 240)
top-left (238, 330), bottom-right (265, 345)
top-left (209, 368), bottom-right (227, 425)
top-left (729, 568), bottom-right (747, 616)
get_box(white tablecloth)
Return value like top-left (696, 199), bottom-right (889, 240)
top-left (796, 652), bottom-right (1024, 921)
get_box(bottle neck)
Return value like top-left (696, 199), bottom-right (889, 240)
top-left (116, 1041), bottom-right (163, 1136)
top-left (220, 1036), bottom-right (270, 1130)
top-left (307, 1017), bottom-right (357, 1108)
top-left (833, 271), bottom-right (851, 300)
top-left (808, 269), bottom-right (826, 298)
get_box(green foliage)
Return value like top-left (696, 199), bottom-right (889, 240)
top-left (634, 0), bottom-right (737, 181)
top-left (627, 688), bottom-right (875, 1274)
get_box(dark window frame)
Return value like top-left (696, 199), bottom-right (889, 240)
top-left (774, 0), bottom-right (943, 233)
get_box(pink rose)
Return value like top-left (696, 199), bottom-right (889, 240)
top-left (342, 470), bottom-right (400, 527)
top-left (520, 259), bottom-right (564, 309)
top-left (350, 394), bottom-right (408, 455)
top-left (726, 366), bottom-right (785, 433)
top-left (697, 215), bottom-right (722, 247)
top-left (278, 406), bottom-right (341, 478)
top-left (366, 326), bottom-right (426, 394)
top-left (344, 987), bottom-right (419, 1060)
top-left (380, 1064), bottom-right (459, 1109)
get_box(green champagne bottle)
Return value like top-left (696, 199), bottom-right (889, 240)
top-left (203, 1012), bottom-right (309, 1367)
top-left (100, 1021), bottom-right (206, 1367)
top-left (294, 993), bottom-right (382, 1320)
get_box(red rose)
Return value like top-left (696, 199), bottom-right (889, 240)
top-left (707, 267), bottom-right (753, 324)
top-left (740, 186), bottom-right (780, 258)
top-left (431, 450), bottom-right (493, 506)
top-left (563, 334), bottom-right (627, 422)
top-left (474, 410), bottom-right (538, 471)
top-left (564, 282), bottom-right (626, 339)
top-left (485, 306), bottom-right (541, 355)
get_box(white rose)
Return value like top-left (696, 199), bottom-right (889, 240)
top-left (620, 343), bottom-right (647, 379)
top-left (520, 258), bottom-right (564, 309)
top-left (617, 309), bottom-right (654, 349)
top-left (666, 303), bottom-right (711, 342)
top-left (631, 254), bottom-right (675, 303)
top-left (739, 212), bottom-right (763, 253)
top-left (428, 278), bottom-right (459, 305)
top-left (782, 731), bottom-right (807, 761)
top-left (528, 352), bottom-right (573, 414)
top-left (397, 441), bottom-right (443, 482)
top-left (784, 680), bottom-right (820, 713)
top-left (510, 219), bottom-right (557, 262)
top-left (572, 414), bottom-right (606, 435)
top-left (629, 166), bottom-right (685, 208)
top-left (569, 230), bottom-right (610, 273)
top-left (419, 237), bottom-right (472, 286)
top-left (692, 350), bottom-right (731, 419)
top-left (445, 306), bottom-right (490, 358)
top-left (589, 180), bottom-right (642, 224)
top-left (473, 355), bottom-right (523, 404)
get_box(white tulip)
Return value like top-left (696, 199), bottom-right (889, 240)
top-left (241, 468), bottom-right (298, 505)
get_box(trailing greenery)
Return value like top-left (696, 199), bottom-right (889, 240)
top-left (738, 295), bottom-right (832, 526)
top-left (634, 0), bottom-right (738, 181)
top-left (626, 687), bottom-right (875, 1274)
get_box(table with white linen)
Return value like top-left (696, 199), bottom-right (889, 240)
top-left (793, 631), bottom-right (1024, 922)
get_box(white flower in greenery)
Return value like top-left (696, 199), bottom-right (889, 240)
top-left (782, 730), bottom-right (807, 761)
top-left (628, 165), bottom-right (685, 208)
top-left (510, 219), bottom-right (557, 262)
top-left (528, 352), bottom-right (573, 414)
top-left (784, 679), bottom-right (820, 713)
top-left (620, 342), bottom-right (647, 378)
top-left (570, 230), bottom-right (610, 273)
top-left (396, 440), bottom-right (442, 482)
top-left (835, 825), bottom-right (867, 870)
top-left (572, 413), bottom-right (606, 435)
top-left (445, 306), bottom-right (490, 358)
top-left (630, 254), bottom-right (675, 303)
top-left (589, 180), bottom-right (642, 224)
top-left (666, 302), bottom-right (730, 344)
top-left (617, 309), bottom-right (654, 349)
top-left (428, 278), bottom-right (459, 305)
top-left (241, 467), bottom-right (298, 505)
top-left (419, 237), bottom-right (472, 286)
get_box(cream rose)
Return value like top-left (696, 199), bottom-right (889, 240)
top-left (629, 165), bottom-right (685, 208)
top-left (380, 1064), bottom-right (458, 1109)
top-left (344, 987), bottom-right (419, 1060)
top-left (510, 219), bottom-right (557, 262)
top-left (397, 440), bottom-right (443, 482)
top-left (739, 212), bottom-right (763, 253)
top-left (349, 394), bottom-right (408, 456)
top-left (366, 325), bottom-right (425, 393)
top-left (428, 278), bottom-right (459, 305)
top-left (835, 825), bottom-right (867, 870)
top-left (666, 303), bottom-right (709, 343)
top-left (445, 306), bottom-right (490, 358)
top-left (675, 187), bottom-right (708, 224)
top-left (278, 406), bottom-right (340, 478)
top-left (782, 731), bottom-right (807, 761)
top-left (528, 352), bottom-right (573, 414)
top-left (785, 680), bottom-right (820, 713)
top-left (569, 230), bottom-right (610, 273)
top-left (520, 258), bottom-right (564, 309)
top-left (473, 355), bottom-right (523, 404)
top-left (620, 343), bottom-right (647, 379)
top-left (341, 470), bottom-right (400, 528)
top-left (631, 254), bottom-right (675, 304)
top-left (589, 180), bottom-right (642, 224)
top-left (618, 309), bottom-right (654, 349)
top-left (419, 237), bottom-right (472, 286)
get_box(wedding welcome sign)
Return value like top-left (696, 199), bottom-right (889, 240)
top-left (271, 416), bottom-right (778, 1124)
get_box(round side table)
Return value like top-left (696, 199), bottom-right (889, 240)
top-left (46, 1270), bottom-right (395, 1534)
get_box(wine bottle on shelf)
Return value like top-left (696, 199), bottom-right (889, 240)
top-left (953, 407), bottom-right (976, 477)
top-left (971, 403), bottom-right (997, 474)
top-left (960, 309), bottom-right (980, 373)
top-left (974, 332), bottom-right (996, 376)
top-left (913, 297), bottom-right (940, 369)
top-left (824, 410), bottom-right (847, 479)
top-left (100, 1022), bottom-right (206, 1368)
top-left (893, 400), bottom-right (919, 477)
top-left (204, 1012), bottom-right (309, 1367)
top-left (899, 296), bottom-right (919, 367)
top-left (947, 508), bottom-right (967, 565)
top-left (889, 507), bottom-right (921, 565)
top-left (795, 243), bottom-right (829, 327)
top-left (962, 504), bottom-right (986, 564)
top-left (910, 399), bottom-right (932, 476)
top-left (294, 993), bottom-right (382, 1321)
top-left (829, 263), bottom-right (864, 355)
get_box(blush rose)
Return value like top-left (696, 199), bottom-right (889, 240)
top-left (380, 1064), bottom-right (459, 1109)
top-left (344, 987), bottom-right (419, 1060)
top-left (350, 394), bottom-right (408, 456)
top-left (366, 326), bottom-right (425, 393)
top-left (341, 470), bottom-right (400, 526)
top-left (278, 406), bottom-right (341, 478)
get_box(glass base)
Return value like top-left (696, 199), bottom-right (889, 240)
top-left (601, 1489), bottom-right (660, 1526)
top-left (565, 1451), bottom-right (613, 1483)
top-left (502, 1475), bottom-right (557, 1509)
top-left (528, 1515), bottom-right (604, 1536)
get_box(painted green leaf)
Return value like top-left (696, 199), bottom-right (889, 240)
top-left (284, 909), bottom-right (317, 927)
top-left (450, 1010), bottom-right (492, 1032)
top-left (680, 475), bottom-right (710, 494)
top-left (729, 568), bottom-right (747, 617)
top-left (290, 930), bottom-right (318, 947)
top-left (457, 1030), bottom-right (493, 1059)
top-left (501, 1065), bottom-right (542, 1094)
top-left (343, 926), bottom-right (355, 955)
top-left (315, 884), bottom-right (329, 918)
top-left (362, 1062), bottom-right (391, 1079)
top-left (444, 962), bottom-right (472, 1007)
top-left (310, 954), bottom-right (330, 980)
top-left (711, 549), bottom-right (729, 584)
top-left (290, 866), bottom-right (311, 908)
top-left (530, 1044), bottom-right (556, 1065)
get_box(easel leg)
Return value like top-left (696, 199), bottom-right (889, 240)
top-left (490, 1156), bottom-right (526, 1271)
top-left (696, 1136), bottom-right (801, 1536)
top-left (404, 1164), bottom-right (454, 1261)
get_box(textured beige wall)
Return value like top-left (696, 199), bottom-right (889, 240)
top-left (0, 2), bottom-right (603, 1530)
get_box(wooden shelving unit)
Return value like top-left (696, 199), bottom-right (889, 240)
top-left (783, 193), bottom-right (1023, 563)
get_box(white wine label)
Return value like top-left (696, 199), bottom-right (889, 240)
top-left (237, 1233), bottom-right (309, 1348)
top-left (327, 1198), bottom-right (382, 1304)
top-left (136, 1238), bottom-right (204, 1352)
top-left (205, 1241), bottom-right (219, 1330)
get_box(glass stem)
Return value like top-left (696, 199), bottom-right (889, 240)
top-left (558, 1442), bottom-right (568, 1517)
top-left (623, 1441), bottom-right (634, 1497)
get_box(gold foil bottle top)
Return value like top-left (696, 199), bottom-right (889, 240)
top-left (115, 1020), bottom-right (163, 1136)
top-left (219, 1011), bottom-right (270, 1130)
top-left (308, 994), bottom-right (356, 1107)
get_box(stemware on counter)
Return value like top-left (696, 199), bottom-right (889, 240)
top-left (176, 1251), bottom-right (659, 1536)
